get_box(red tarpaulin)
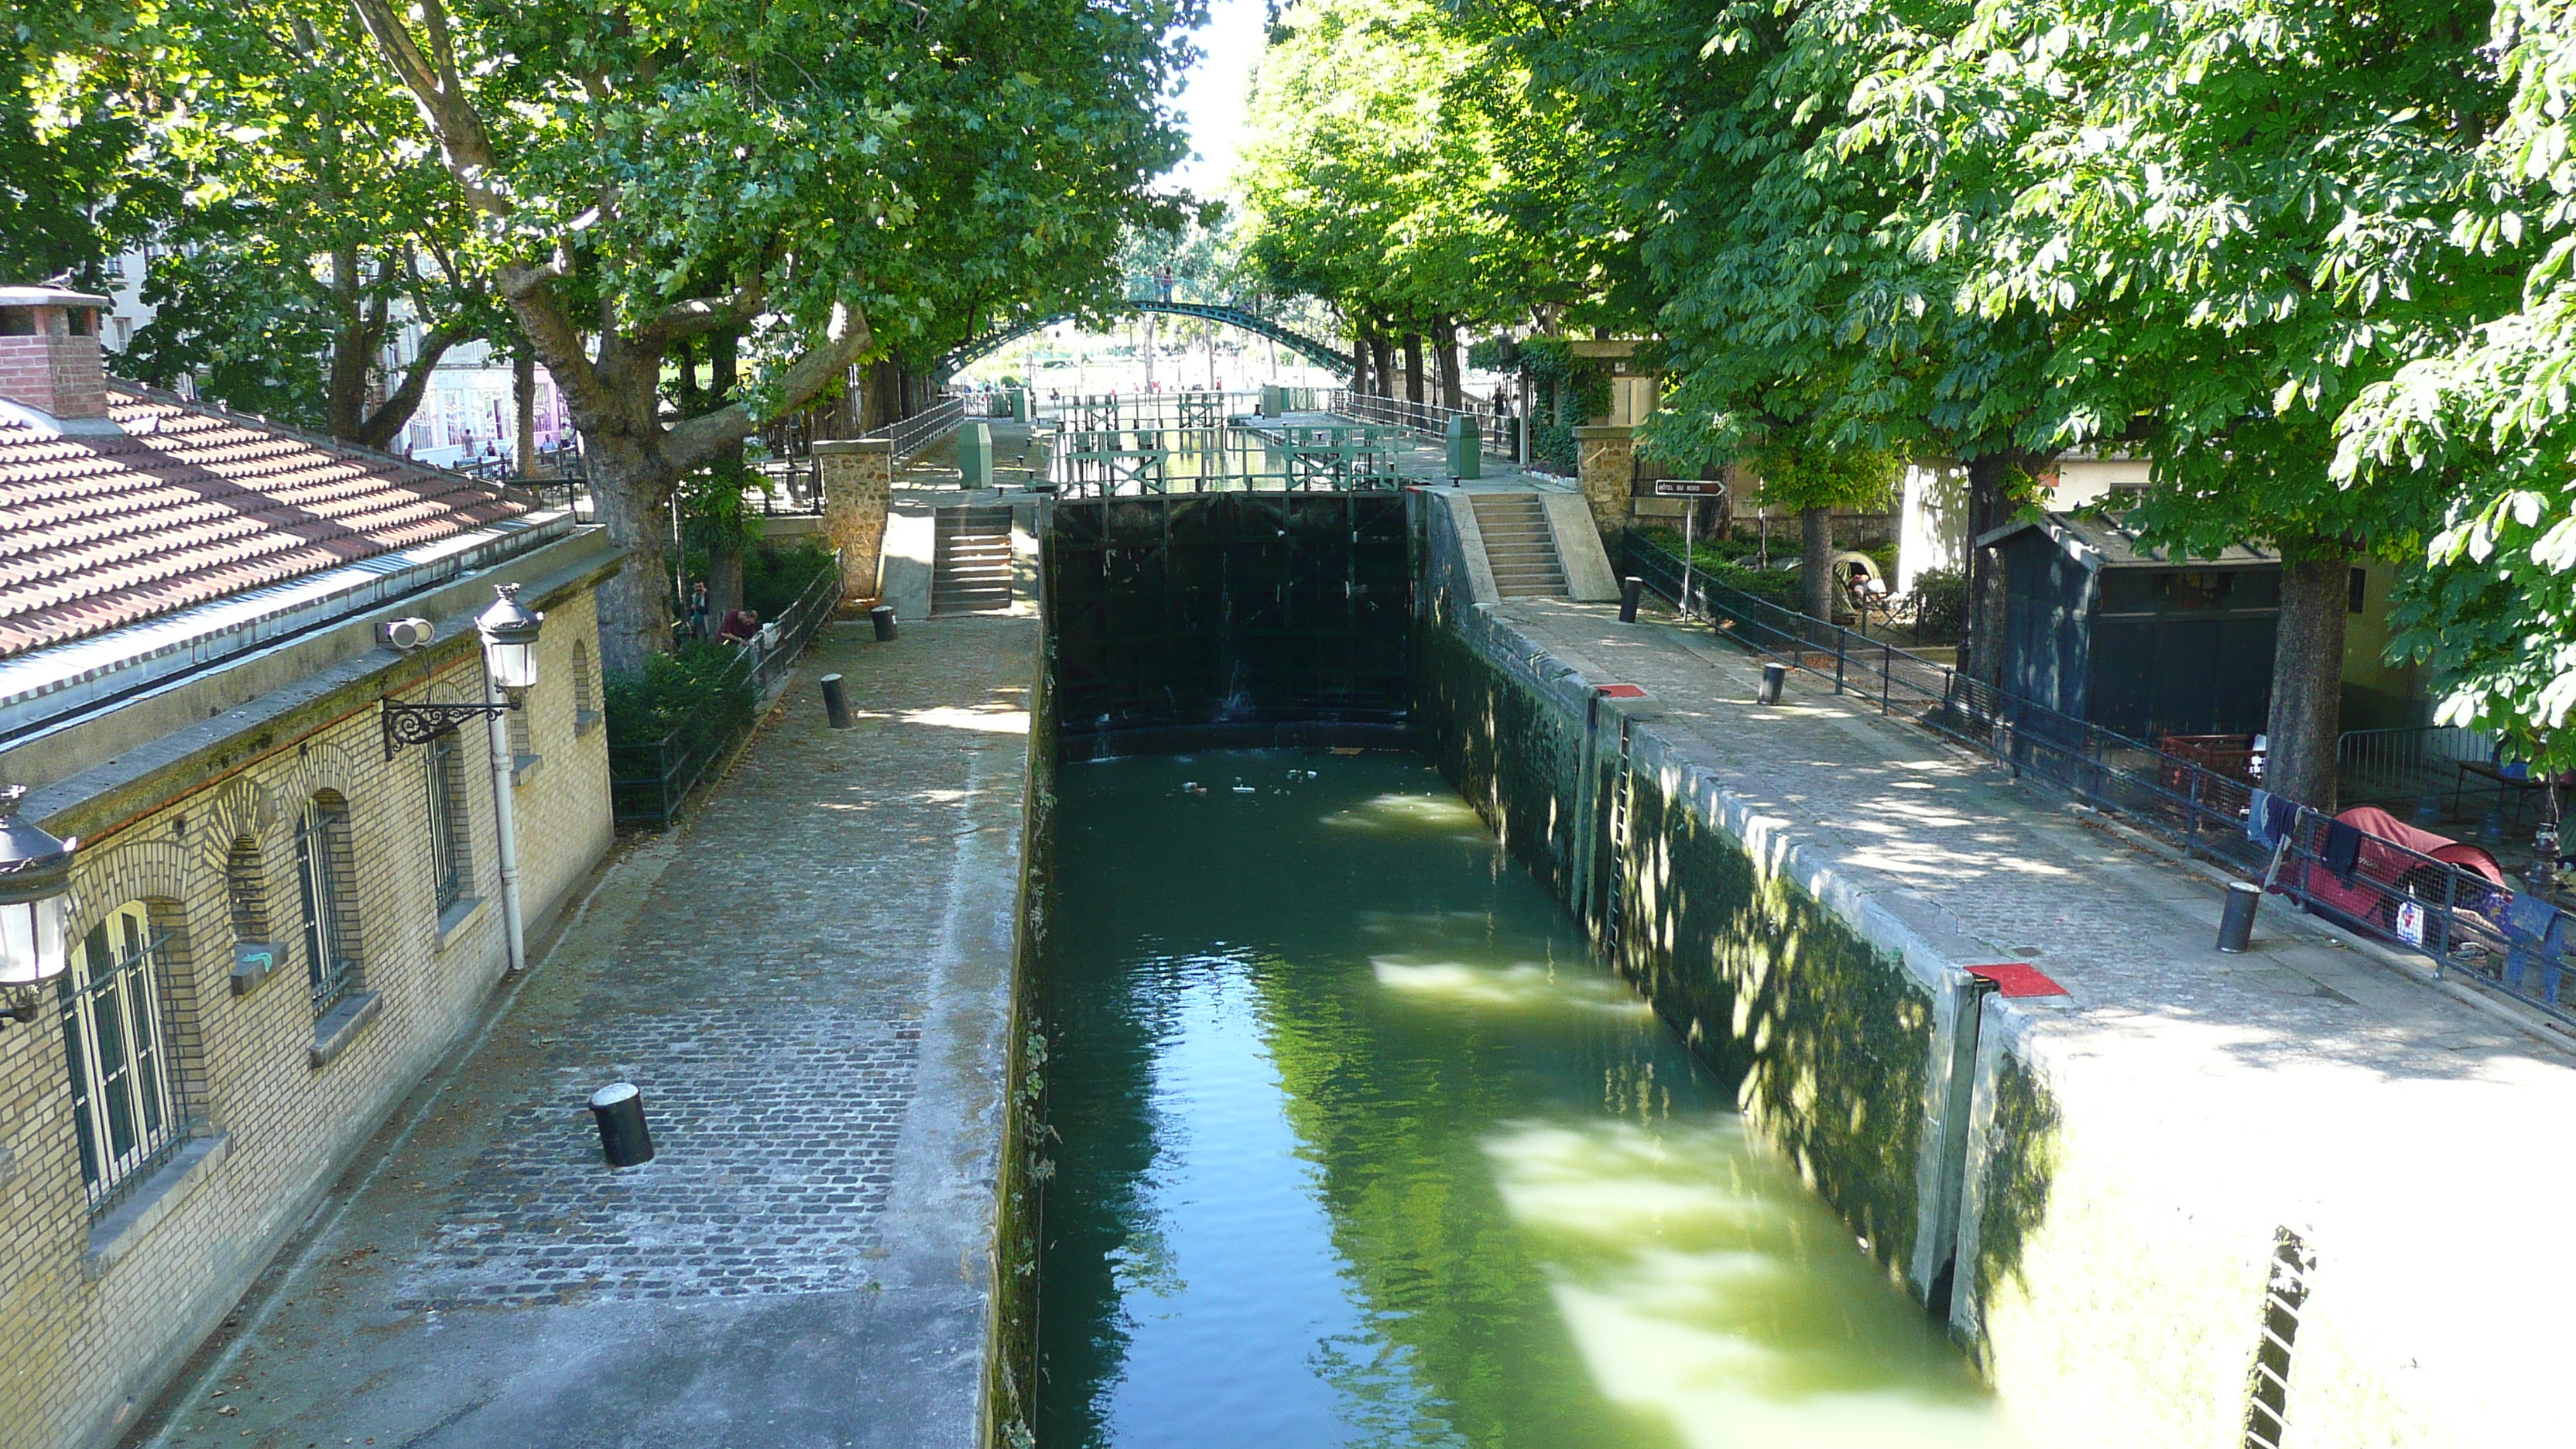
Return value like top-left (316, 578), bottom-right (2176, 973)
top-left (2297, 805), bottom-right (2506, 929)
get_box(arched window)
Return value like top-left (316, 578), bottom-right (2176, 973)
top-left (423, 730), bottom-right (472, 912)
top-left (295, 793), bottom-right (362, 1014)
top-left (225, 835), bottom-right (269, 943)
top-left (62, 900), bottom-right (184, 1204)
top-left (570, 639), bottom-right (598, 734)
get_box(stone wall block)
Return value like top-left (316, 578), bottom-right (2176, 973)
top-left (816, 439), bottom-right (895, 604)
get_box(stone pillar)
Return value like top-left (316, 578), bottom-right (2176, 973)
top-left (815, 438), bottom-right (894, 604)
top-left (1574, 424), bottom-right (1636, 542)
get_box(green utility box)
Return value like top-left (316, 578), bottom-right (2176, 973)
top-left (957, 422), bottom-right (995, 488)
top-left (1012, 387), bottom-right (1033, 423)
top-left (1261, 384), bottom-right (1285, 419)
top-left (1444, 413), bottom-right (1483, 480)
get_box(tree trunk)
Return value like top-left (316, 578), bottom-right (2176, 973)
top-left (585, 442), bottom-right (681, 673)
top-left (708, 546), bottom-right (745, 626)
top-left (1434, 316), bottom-right (1464, 411)
top-left (1401, 331), bottom-right (1424, 406)
top-left (1802, 506), bottom-right (1834, 626)
top-left (1961, 454), bottom-right (2017, 687)
top-left (2266, 550), bottom-right (2351, 808)
top-left (1368, 333), bottom-right (1395, 398)
top-left (513, 351), bottom-right (536, 475)
top-left (1350, 323), bottom-right (1371, 394)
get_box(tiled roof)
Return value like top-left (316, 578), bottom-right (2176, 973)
top-left (0, 388), bottom-right (532, 660)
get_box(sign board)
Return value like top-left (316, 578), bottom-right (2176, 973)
top-left (1652, 478), bottom-right (1728, 498)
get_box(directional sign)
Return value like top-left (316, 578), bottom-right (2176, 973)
top-left (1652, 478), bottom-right (1728, 497)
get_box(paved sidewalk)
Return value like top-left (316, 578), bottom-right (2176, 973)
top-left (128, 614), bottom-right (1036, 1449)
top-left (1490, 595), bottom-right (2576, 1444)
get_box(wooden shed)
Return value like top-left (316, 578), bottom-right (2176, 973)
top-left (1976, 512), bottom-right (2280, 739)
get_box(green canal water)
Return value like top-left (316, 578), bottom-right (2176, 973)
top-left (1038, 751), bottom-right (2012, 1449)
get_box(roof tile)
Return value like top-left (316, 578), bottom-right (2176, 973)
top-left (0, 388), bottom-right (534, 660)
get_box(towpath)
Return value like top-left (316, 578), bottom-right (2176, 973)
top-left (125, 612), bottom-right (1036, 1449)
top-left (1486, 593), bottom-right (2576, 1443)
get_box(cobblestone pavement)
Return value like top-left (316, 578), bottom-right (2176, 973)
top-left (1491, 596), bottom-right (2576, 1441)
top-left (128, 613), bottom-right (1035, 1449)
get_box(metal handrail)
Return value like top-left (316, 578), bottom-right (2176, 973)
top-left (1326, 389), bottom-right (1524, 463)
top-left (1622, 531), bottom-right (2576, 1028)
top-left (608, 552), bottom-right (844, 826)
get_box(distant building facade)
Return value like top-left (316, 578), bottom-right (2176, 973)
top-left (0, 285), bottom-right (620, 1449)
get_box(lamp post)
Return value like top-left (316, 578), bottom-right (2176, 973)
top-left (0, 785), bottom-right (75, 1025)
top-left (379, 583), bottom-right (543, 975)
top-left (476, 585), bottom-right (541, 976)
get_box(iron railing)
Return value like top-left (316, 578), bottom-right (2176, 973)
top-left (1046, 420), bottom-right (1406, 497)
top-left (608, 552), bottom-right (844, 826)
top-left (1324, 389), bottom-right (1524, 462)
top-left (1623, 532), bottom-right (2576, 1028)
top-left (877, 397), bottom-right (969, 462)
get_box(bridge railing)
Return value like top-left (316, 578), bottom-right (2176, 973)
top-left (1040, 390), bottom-right (1264, 430)
top-left (1324, 389), bottom-right (1526, 464)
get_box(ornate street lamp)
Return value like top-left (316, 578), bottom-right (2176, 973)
top-left (378, 582), bottom-right (543, 976)
top-left (477, 583), bottom-right (543, 690)
top-left (0, 784), bottom-right (74, 1024)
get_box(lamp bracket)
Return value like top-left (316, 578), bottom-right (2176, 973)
top-left (0, 983), bottom-right (39, 1026)
top-left (381, 698), bottom-right (519, 760)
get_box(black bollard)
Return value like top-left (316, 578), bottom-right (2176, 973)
top-left (820, 673), bottom-right (853, 730)
top-left (2215, 880), bottom-right (2261, 954)
top-left (871, 605), bottom-right (899, 642)
top-left (589, 1082), bottom-right (656, 1168)
top-left (1619, 576), bottom-right (1643, 624)
top-left (1759, 661), bottom-right (1788, 705)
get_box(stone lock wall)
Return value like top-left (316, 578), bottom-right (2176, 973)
top-left (0, 584), bottom-right (614, 1449)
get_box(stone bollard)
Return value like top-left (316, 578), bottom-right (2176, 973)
top-left (871, 605), bottom-right (899, 642)
top-left (1619, 577), bottom-right (1643, 624)
top-left (820, 673), bottom-right (853, 730)
top-left (2216, 880), bottom-right (2261, 953)
top-left (589, 1083), bottom-right (656, 1168)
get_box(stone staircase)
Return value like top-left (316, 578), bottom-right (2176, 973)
top-left (1471, 495), bottom-right (1568, 598)
top-left (931, 506), bottom-right (1016, 615)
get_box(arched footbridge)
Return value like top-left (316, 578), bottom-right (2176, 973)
top-left (941, 299), bottom-right (1354, 376)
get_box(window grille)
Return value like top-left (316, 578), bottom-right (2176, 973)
top-left (225, 836), bottom-right (269, 941)
top-left (572, 640), bottom-right (594, 720)
top-left (507, 694), bottom-right (533, 762)
top-left (60, 903), bottom-right (187, 1209)
top-left (424, 729), bottom-right (472, 911)
top-left (296, 796), bottom-right (363, 1014)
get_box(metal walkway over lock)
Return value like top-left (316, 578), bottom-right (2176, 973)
top-left (941, 299), bottom-right (1355, 376)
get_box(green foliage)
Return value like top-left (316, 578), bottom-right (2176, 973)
top-left (1910, 567), bottom-right (1968, 642)
top-left (742, 543), bottom-right (836, 620)
top-left (1751, 440), bottom-right (1899, 516)
top-left (602, 644), bottom-right (755, 750)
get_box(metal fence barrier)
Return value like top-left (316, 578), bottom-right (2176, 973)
top-left (1624, 531), bottom-right (2576, 1029)
top-left (608, 553), bottom-right (844, 827)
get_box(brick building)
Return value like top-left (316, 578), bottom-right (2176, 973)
top-left (0, 285), bottom-right (620, 1449)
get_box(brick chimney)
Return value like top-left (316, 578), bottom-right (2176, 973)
top-left (0, 286), bottom-right (111, 421)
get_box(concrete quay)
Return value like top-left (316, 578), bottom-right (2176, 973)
top-left (1449, 588), bottom-right (2576, 1447)
top-left (122, 614), bottom-right (1038, 1449)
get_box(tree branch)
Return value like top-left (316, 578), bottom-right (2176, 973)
top-left (353, 322), bottom-right (471, 450)
top-left (657, 302), bottom-right (873, 474)
top-left (346, 0), bottom-right (512, 216)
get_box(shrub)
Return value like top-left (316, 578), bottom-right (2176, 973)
top-left (743, 541), bottom-right (836, 618)
top-left (1911, 565), bottom-right (1967, 641)
top-left (604, 643), bottom-right (755, 750)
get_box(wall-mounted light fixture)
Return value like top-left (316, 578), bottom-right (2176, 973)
top-left (0, 785), bottom-right (74, 1025)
